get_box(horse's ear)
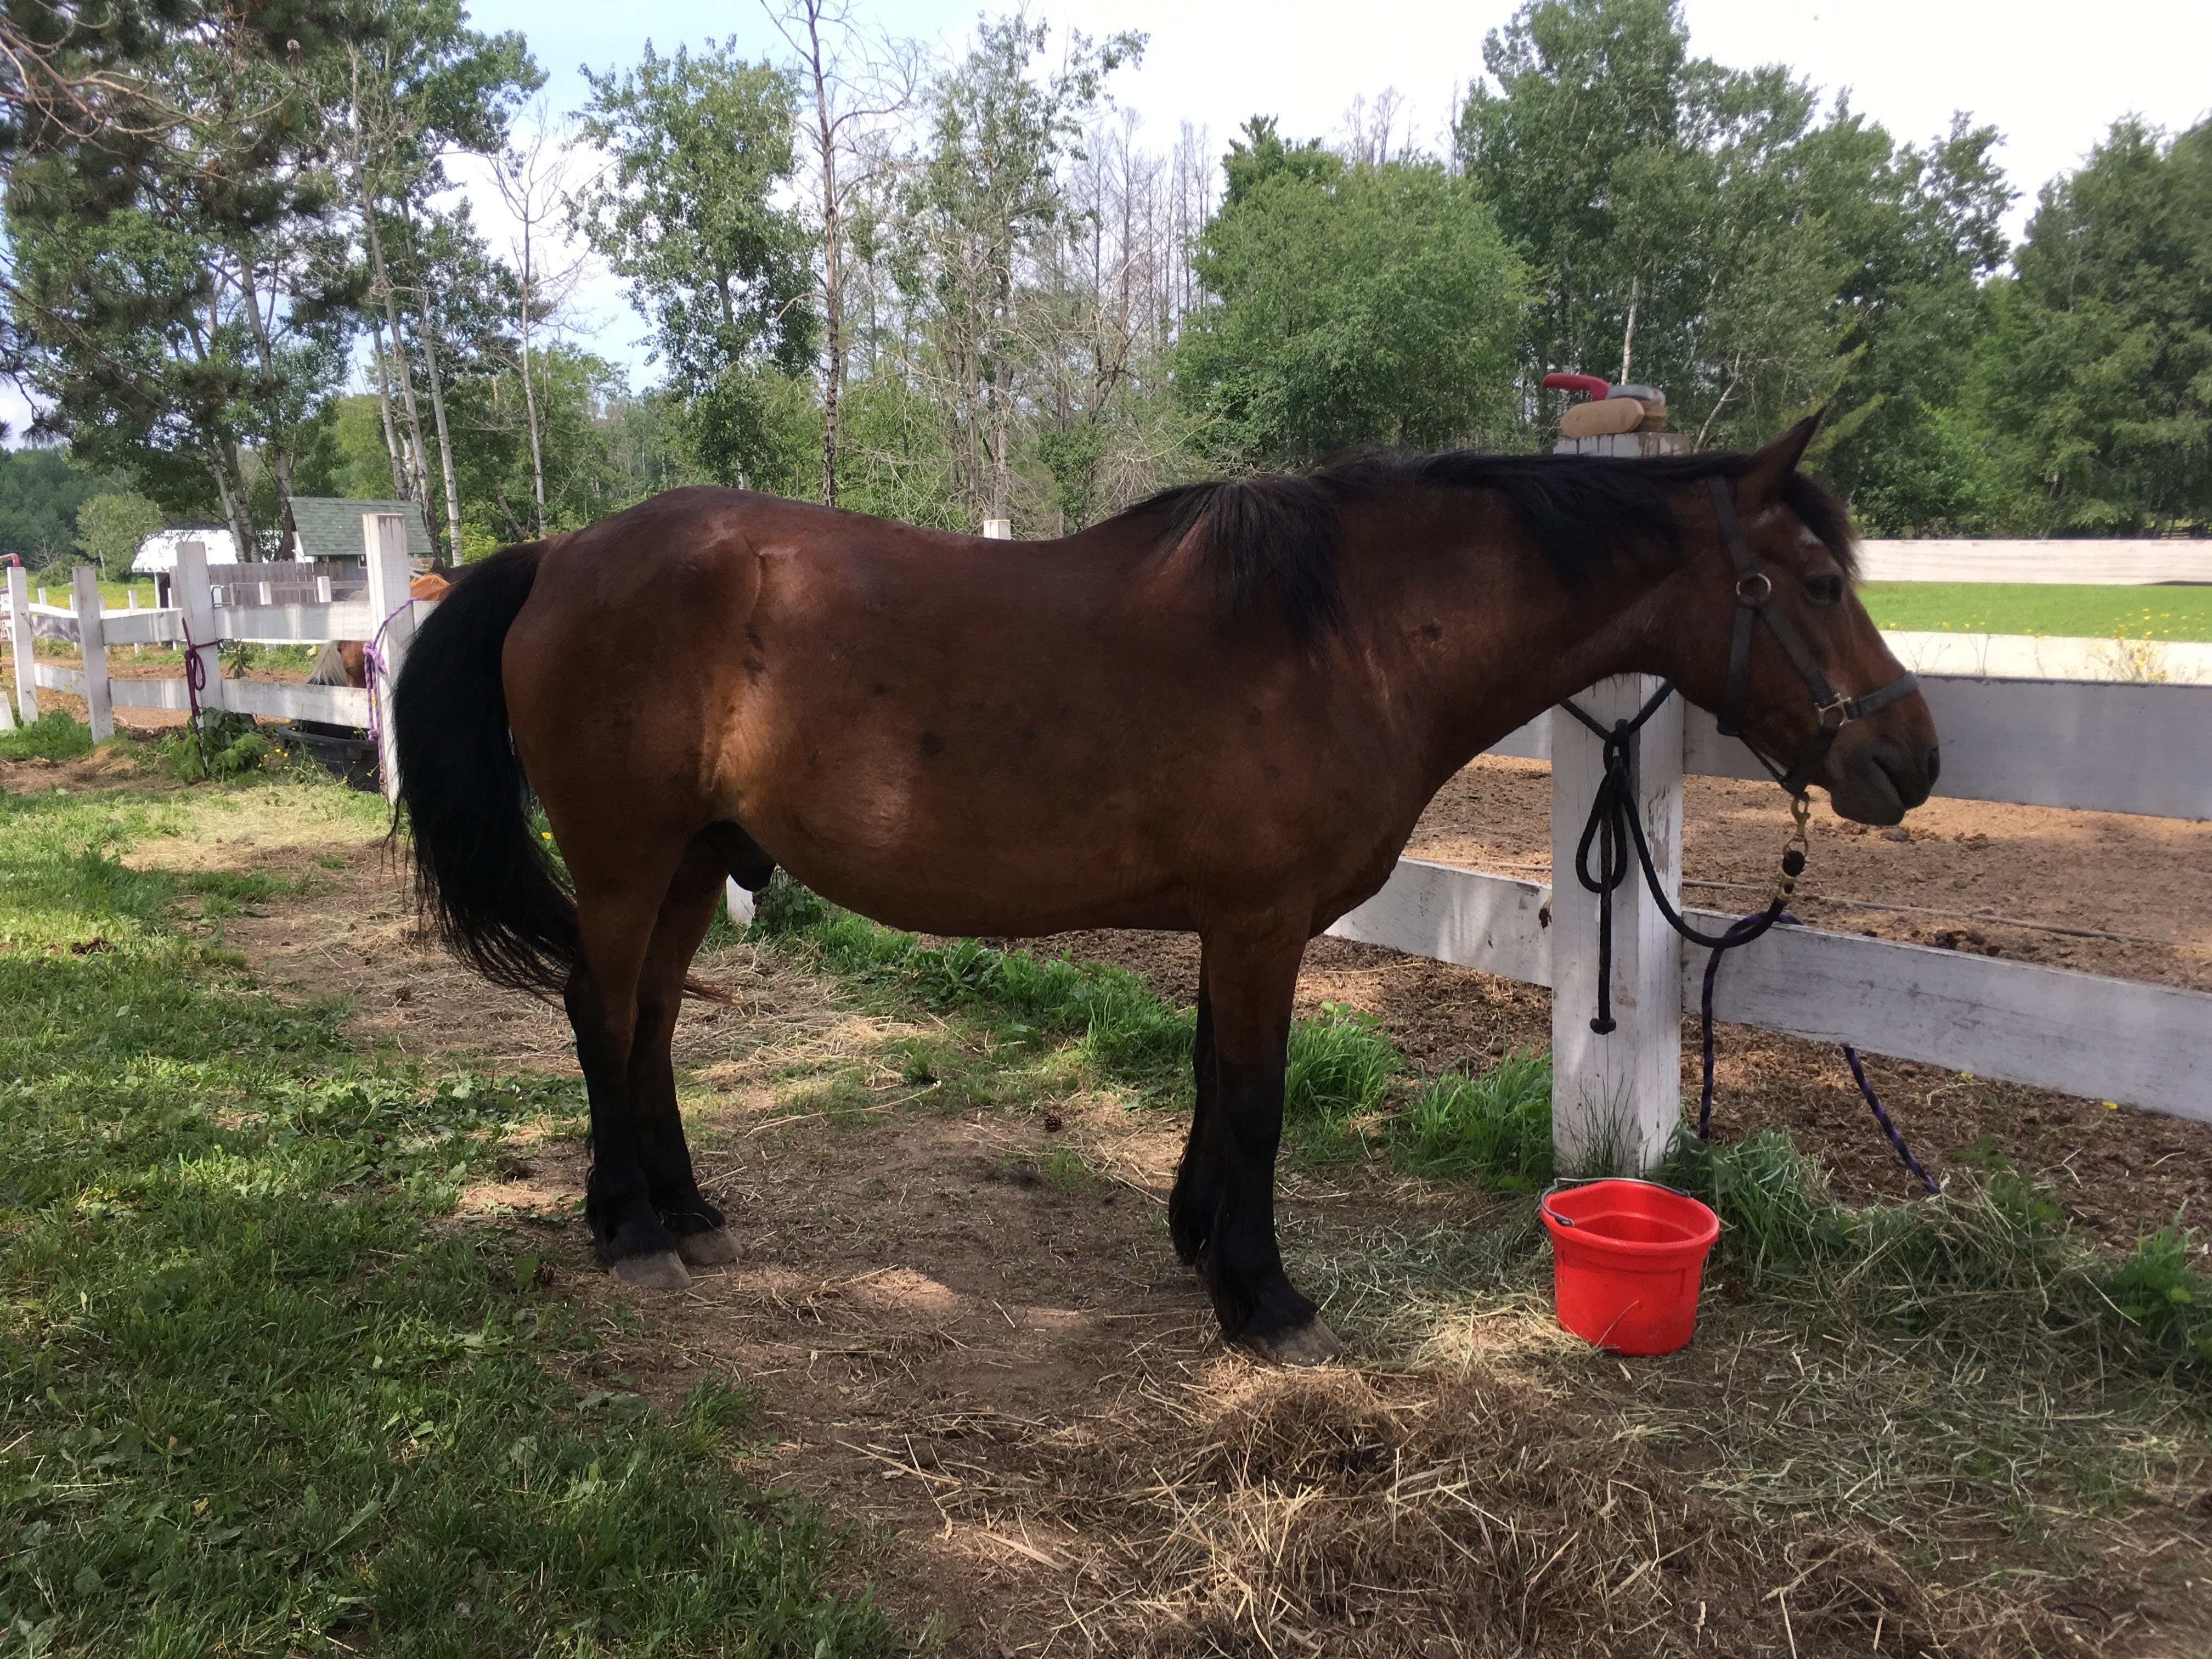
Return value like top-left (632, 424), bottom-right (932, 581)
top-left (1739, 410), bottom-right (1826, 505)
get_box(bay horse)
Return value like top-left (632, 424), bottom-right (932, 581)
top-left (391, 415), bottom-right (1937, 1363)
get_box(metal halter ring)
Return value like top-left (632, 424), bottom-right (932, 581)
top-left (1735, 571), bottom-right (1773, 602)
top-left (1815, 695), bottom-right (1854, 727)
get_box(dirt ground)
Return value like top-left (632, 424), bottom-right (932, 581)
top-left (12, 757), bottom-right (2212, 1654)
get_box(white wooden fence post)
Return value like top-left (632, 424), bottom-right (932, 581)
top-left (363, 511), bottom-right (415, 802)
top-left (1549, 675), bottom-right (1684, 1174)
top-left (173, 539), bottom-right (225, 726)
top-left (71, 566), bottom-right (114, 741)
top-left (5, 565), bottom-right (33, 723)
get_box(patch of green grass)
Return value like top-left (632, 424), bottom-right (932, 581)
top-left (1393, 1049), bottom-right (1554, 1189)
top-left (1281, 1002), bottom-right (1399, 1159)
top-left (0, 784), bottom-right (898, 1657)
top-left (1859, 581), bottom-right (2212, 641)
top-left (1, 709), bottom-right (96, 762)
top-left (1663, 1128), bottom-right (2212, 1373)
top-left (749, 872), bottom-right (1195, 1098)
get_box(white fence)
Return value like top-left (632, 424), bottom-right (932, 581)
top-left (1327, 673), bottom-right (2212, 1165)
top-left (1857, 539), bottom-right (2212, 584)
top-left (3, 512), bottom-right (427, 799)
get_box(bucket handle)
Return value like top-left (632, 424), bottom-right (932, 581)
top-left (1539, 1174), bottom-right (1696, 1229)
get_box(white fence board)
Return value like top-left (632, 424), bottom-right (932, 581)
top-left (1689, 906), bottom-right (2212, 1125)
top-left (1857, 539), bottom-right (2212, 585)
top-left (223, 680), bottom-right (370, 725)
top-left (1330, 860), bottom-right (2211, 1123)
top-left (1327, 858), bottom-right (1553, 987)
top-left (1483, 675), bottom-right (2212, 821)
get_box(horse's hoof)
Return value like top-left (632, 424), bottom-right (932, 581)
top-left (674, 1228), bottom-right (739, 1267)
top-left (1239, 1317), bottom-right (1344, 1366)
top-left (611, 1250), bottom-right (691, 1291)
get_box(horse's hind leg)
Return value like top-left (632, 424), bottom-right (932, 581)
top-left (628, 836), bottom-right (741, 1267)
top-left (566, 844), bottom-right (693, 1289)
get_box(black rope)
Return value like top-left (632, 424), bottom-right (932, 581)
top-left (1563, 683), bottom-right (1803, 1033)
top-left (1697, 910), bottom-right (1940, 1195)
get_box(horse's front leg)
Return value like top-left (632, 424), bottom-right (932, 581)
top-left (1197, 926), bottom-right (1342, 1364)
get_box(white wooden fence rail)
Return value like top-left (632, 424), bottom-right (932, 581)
top-left (2, 515), bottom-right (422, 800)
top-left (1855, 539), bottom-right (2212, 585)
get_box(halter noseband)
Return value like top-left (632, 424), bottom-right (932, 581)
top-left (1704, 474), bottom-right (1920, 797)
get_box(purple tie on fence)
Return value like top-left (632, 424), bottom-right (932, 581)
top-left (181, 619), bottom-right (206, 724)
top-left (361, 596), bottom-right (414, 747)
top-left (1699, 910), bottom-right (1940, 1196)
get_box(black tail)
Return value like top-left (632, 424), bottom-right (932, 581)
top-left (390, 541), bottom-right (577, 997)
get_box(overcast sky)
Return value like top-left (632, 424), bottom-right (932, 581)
top-left (9, 0), bottom-right (2210, 436)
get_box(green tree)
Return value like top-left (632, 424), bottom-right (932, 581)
top-left (1979, 118), bottom-right (2212, 534)
top-left (0, 449), bottom-right (116, 567)
top-left (573, 39), bottom-right (815, 490)
top-left (320, 0), bottom-right (540, 557)
top-left (897, 14), bottom-right (1142, 524)
top-left (1176, 140), bottom-right (1524, 465)
top-left (74, 492), bottom-right (167, 578)
top-left (1454, 0), bottom-right (2014, 472)
top-left (7, 19), bottom-right (354, 552)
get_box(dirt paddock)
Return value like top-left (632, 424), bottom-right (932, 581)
top-left (13, 751), bottom-right (2212, 1654)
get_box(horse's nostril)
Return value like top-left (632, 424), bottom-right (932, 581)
top-left (1925, 743), bottom-right (1941, 788)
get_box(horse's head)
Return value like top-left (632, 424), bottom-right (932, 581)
top-left (1659, 416), bottom-right (1939, 826)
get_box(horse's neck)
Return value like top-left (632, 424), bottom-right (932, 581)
top-left (1350, 508), bottom-right (1667, 793)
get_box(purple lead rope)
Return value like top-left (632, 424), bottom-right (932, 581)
top-left (1700, 909), bottom-right (1939, 1196)
top-left (360, 597), bottom-right (413, 746)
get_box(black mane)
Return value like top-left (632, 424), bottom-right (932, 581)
top-left (1132, 447), bottom-right (1858, 646)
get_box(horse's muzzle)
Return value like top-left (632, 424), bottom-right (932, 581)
top-left (1831, 733), bottom-right (1938, 826)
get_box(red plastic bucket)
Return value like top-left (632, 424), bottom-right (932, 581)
top-left (1539, 1178), bottom-right (1720, 1356)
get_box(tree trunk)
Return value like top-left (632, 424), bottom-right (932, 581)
top-left (370, 321), bottom-right (410, 500)
top-left (207, 451), bottom-right (253, 563)
top-left (806, 10), bottom-right (842, 509)
top-left (235, 252), bottom-right (299, 521)
top-left (399, 205), bottom-right (464, 564)
top-left (362, 184), bottom-right (436, 523)
top-left (417, 317), bottom-right (465, 565)
top-left (517, 231), bottom-right (547, 535)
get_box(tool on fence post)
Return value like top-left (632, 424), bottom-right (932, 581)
top-left (174, 540), bottom-right (224, 730)
top-left (362, 511), bottom-right (416, 804)
top-left (71, 566), bottom-right (114, 742)
top-left (6, 563), bottom-right (35, 723)
top-left (1549, 674), bottom-right (1684, 1175)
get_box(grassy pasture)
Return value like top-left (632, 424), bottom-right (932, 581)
top-left (0, 774), bottom-right (895, 1657)
top-left (1859, 581), bottom-right (2212, 640)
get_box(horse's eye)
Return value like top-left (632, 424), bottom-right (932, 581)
top-left (1804, 574), bottom-right (1845, 607)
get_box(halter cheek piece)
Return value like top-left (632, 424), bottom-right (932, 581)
top-left (1565, 475), bottom-right (1927, 1038)
top-left (1705, 474), bottom-right (1920, 796)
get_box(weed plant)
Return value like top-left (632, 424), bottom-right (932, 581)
top-left (1395, 1050), bottom-right (1554, 1188)
top-left (1, 708), bottom-right (96, 762)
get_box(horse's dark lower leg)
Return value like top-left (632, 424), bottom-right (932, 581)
top-left (629, 839), bottom-right (737, 1267)
top-left (567, 962), bottom-right (687, 1288)
top-left (1169, 978), bottom-right (1221, 1266)
top-left (1194, 931), bottom-right (1339, 1364)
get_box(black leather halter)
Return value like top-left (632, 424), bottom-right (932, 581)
top-left (1705, 475), bottom-right (1921, 797)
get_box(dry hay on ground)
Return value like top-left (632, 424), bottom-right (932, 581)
top-left (918, 1361), bottom-right (2078, 1657)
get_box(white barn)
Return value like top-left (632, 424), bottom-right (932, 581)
top-left (130, 526), bottom-right (247, 573)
